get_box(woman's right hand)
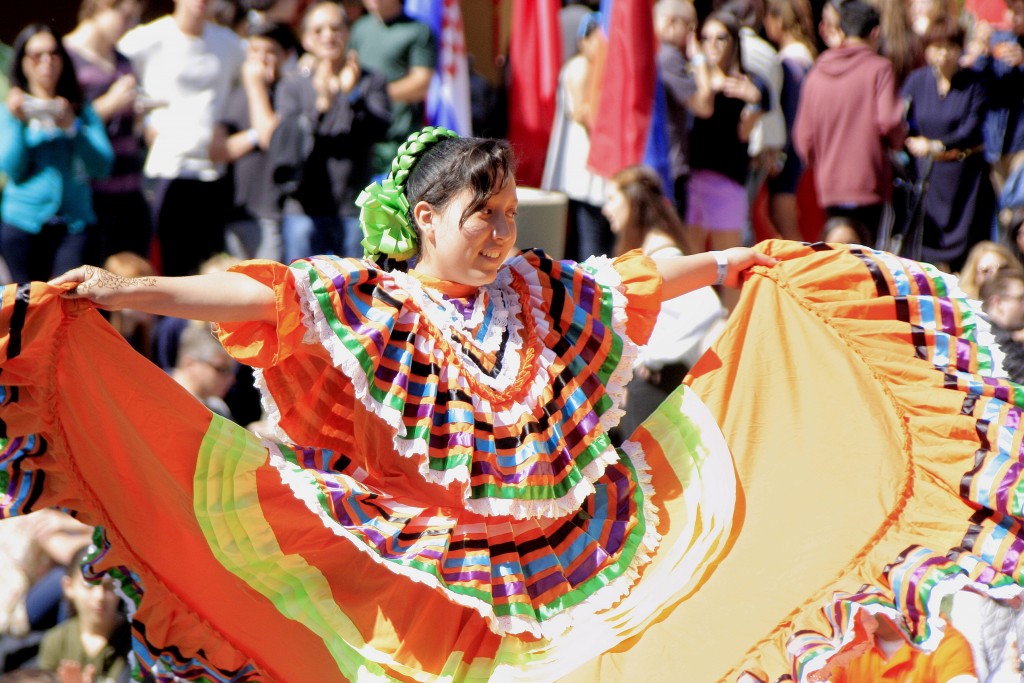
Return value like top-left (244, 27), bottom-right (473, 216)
top-left (48, 265), bottom-right (156, 311)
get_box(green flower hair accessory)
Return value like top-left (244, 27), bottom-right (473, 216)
top-left (358, 126), bottom-right (460, 261)
top-left (357, 178), bottom-right (416, 261)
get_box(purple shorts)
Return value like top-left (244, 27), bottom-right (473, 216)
top-left (686, 169), bottom-right (748, 231)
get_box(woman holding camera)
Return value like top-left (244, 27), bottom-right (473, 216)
top-left (0, 23), bottom-right (113, 283)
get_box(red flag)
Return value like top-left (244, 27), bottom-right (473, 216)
top-left (587, 0), bottom-right (657, 179)
top-left (507, 0), bottom-right (562, 188)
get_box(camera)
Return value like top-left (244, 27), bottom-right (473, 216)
top-left (21, 95), bottom-right (64, 120)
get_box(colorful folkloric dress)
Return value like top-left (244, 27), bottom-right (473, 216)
top-left (3, 240), bottom-right (1024, 682)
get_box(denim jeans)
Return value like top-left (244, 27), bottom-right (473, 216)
top-left (282, 212), bottom-right (363, 263)
top-left (1, 220), bottom-right (88, 282)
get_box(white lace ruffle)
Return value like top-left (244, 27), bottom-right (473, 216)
top-left (277, 254), bottom-right (644, 521)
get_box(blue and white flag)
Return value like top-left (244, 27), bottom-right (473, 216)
top-left (405, 0), bottom-right (473, 136)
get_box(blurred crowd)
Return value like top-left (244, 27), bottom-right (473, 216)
top-left (0, 0), bottom-right (1023, 679)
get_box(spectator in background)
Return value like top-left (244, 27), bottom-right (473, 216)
top-left (0, 511), bottom-right (92, 640)
top-left (901, 21), bottom-right (994, 272)
top-left (211, 0), bottom-right (249, 35)
top-left (210, 21), bottom-right (297, 262)
top-left (102, 251), bottom-right (157, 359)
top-left (654, 0), bottom-right (699, 223)
top-left (794, 0), bottom-right (906, 248)
top-left (819, 0), bottom-right (845, 50)
top-left (872, 0), bottom-right (925, 86)
top-left (560, 0), bottom-right (595, 64)
top-left (541, 12), bottom-right (612, 262)
top-left (908, 0), bottom-right (957, 36)
top-left (820, 215), bottom-right (873, 244)
top-left (981, 268), bottom-right (1024, 384)
top-left (341, 0), bottom-right (367, 23)
top-left (605, 165), bottom-right (727, 437)
top-left (685, 10), bottom-right (767, 310)
top-left (717, 0), bottom-right (787, 226)
top-left (64, 0), bottom-right (152, 264)
top-left (0, 24), bottom-right (113, 283)
top-left (764, 0), bottom-right (816, 241)
top-left (244, 0), bottom-right (302, 26)
top-left (171, 320), bottom-right (237, 420)
top-left (0, 43), bottom-right (14, 101)
top-left (36, 546), bottom-right (132, 683)
top-left (349, 0), bottom-right (435, 178)
top-left (974, 0), bottom-right (1024, 230)
top-left (118, 0), bottom-right (246, 277)
top-left (958, 240), bottom-right (1020, 299)
top-left (1005, 210), bottom-right (1024, 267)
top-left (273, 1), bottom-right (391, 261)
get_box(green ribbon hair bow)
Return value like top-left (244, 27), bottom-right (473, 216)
top-left (358, 126), bottom-right (460, 261)
top-left (357, 178), bottom-right (417, 262)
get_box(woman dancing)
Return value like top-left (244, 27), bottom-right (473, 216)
top-left (6, 128), bottom-right (1024, 682)
top-left (13, 127), bottom-right (767, 681)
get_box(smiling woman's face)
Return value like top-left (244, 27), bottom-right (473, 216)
top-left (413, 181), bottom-right (519, 287)
top-left (701, 20), bottom-right (734, 68)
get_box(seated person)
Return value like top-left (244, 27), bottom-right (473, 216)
top-left (981, 269), bottom-right (1024, 384)
top-left (170, 321), bottom-right (238, 420)
top-left (36, 546), bottom-right (131, 683)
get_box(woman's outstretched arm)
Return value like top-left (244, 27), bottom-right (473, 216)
top-left (653, 247), bottom-right (776, 301)
top-left (49, 266), bottom-right (277, 324)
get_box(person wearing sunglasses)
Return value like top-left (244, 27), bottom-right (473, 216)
top-left (684, 10), bottom-right (769, 311)
top-left (0, 23), bottom-right (113, 284)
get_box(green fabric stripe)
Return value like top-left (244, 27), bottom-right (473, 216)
top-left (194, 415), bottom-right (390, 681)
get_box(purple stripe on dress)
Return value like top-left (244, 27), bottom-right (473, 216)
top-left (1, 436), bottom-right (25, 458)
top-left (996, 461), bottom-right (1023, 513)
top-left (956, 339), bottom-right (973, 371)
top-left (1006, 408), bottom-right (1021, 433)
top-left (406, 547), bottom-right (444, 562)
top-left (446, 431), bottom-right (474, 449)
top-left (356, 526), bottom-right (393, 554)
top-left (973, 563), bottom-right (998, 584)
top-left (525, 570), bottom-right (567, 599)
top-left (493, 580), bottom-right (527, 598)
top-left (982, 376), bottom-right (1010, 403)
top-left (566, 549), bottom-right (607, 586)
top-left (578, 275), bottom-right (598, 312)
top-left (1000, 534), bottom-right (1024, 574)
top-left (908, 265), bottom-right (932, 296)
top-left (443, 568), bottom-right (491, 584)
top-left (902, 555), bottom-right (945, 624)
top-left (936, 298), bottom-right (957, 336)
top-left (576, 406), bottom-right (600, 434)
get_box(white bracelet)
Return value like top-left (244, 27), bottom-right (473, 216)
top-left (711, 250), bottom-right (729, 286)
top-left (246, 128), bottom-right (260, 148)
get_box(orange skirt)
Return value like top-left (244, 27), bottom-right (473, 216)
top-left (1, 240), bottom-right (1021, 682)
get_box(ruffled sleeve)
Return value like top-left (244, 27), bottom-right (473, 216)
top-left (609, 249), bottom-right (663, 346)
top-left (216, 259), bottom-right (309, 368)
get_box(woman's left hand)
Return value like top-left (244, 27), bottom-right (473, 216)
top-left (905, 136), bottom-right (933, 158)
top-left (721, 247), bottom-right (777, 287)
top-left (722, 75), bottom-right (761, 105)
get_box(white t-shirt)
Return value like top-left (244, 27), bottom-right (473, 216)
top-left (119, 17), bottom-right (245, 181)
top-left (640, 244), bottom-right (728, 370)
